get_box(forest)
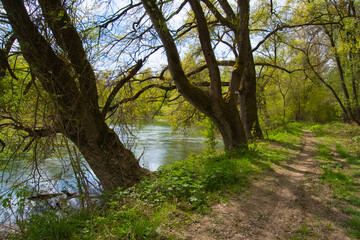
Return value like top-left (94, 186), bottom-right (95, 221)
top-left (0, 0), bottom-right (359, 239)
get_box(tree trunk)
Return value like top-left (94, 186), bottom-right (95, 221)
top-left (142, 0), bottom-right (248, 150)
top-left (239, 43), bottom-right (263, 139)
top-left (2, 0), bottom-right (146, 191)
top-left (63, 113), bottom-right (146, 191)
top-left (210, 97), bottom-right (248, 150)
top-left (326, 29), bottom-right (356, 122)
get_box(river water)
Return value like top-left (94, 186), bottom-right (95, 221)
top-left (114, 122), bottom-right (223, 171)
top-left (0, 122), bottom-right (223, 224)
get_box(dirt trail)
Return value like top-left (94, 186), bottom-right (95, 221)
top-left (180, 130), bottom-right (351, 239)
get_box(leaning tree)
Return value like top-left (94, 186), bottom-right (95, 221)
top-left (0, 0), bottom-right (148, 191)
top-left (140, 0), bottom-right (266, 150)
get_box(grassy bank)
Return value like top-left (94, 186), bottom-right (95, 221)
top-left (10, 122), bottom-right (360, 239)
top-left (310, 123), bottom-right (360, 238)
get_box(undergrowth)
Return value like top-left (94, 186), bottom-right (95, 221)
top-left (8, 122), bottom-right (305, 239)
top-left (9, 150), bottom-right (261, 240)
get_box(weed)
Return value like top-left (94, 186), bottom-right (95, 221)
top-left (10, 210), bottom-right (91, 240)
top-left (320, 169), bottom-right (353, 187)
top-left (314, 123), bottom-right (360, 239)
top-left (309, 124), bottom-right (326, 137)
top-left (290, 222), bottom-right (313, 240)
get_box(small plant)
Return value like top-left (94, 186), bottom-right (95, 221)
top-left (309, 124), bottom-right (324, 136)
top-left (290, 222), bottom-right (314, 240)
top-left (200, 118), bottom-right (218, 154)
top-left (320, 169), bottom-right (353, 187)
top-left (11, 210), bottom-right (91, 240)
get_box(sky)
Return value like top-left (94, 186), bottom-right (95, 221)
top-left (78, 0), bottom-right (289, 72)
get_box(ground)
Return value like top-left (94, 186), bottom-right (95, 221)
top-left (173, 130), bottom-right (353, 239)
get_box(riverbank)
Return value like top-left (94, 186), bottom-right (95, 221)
top-left (6, 122), bottom-right (360, 239)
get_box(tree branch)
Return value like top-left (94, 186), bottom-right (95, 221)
top-left (190, 0), bottom-right (222, 99)
top-left (0, 35), bottom-right (17, 79)
top-left (254, 62), bottom-right (304, 74)
top-left (201, 0), bottom-right (234, 29)
top-left (252, 21), bottom-right (341, 52)
top-left (101, 60), bottom-right (144, 118)
top-left (38, 0), bottom-right (99, 107)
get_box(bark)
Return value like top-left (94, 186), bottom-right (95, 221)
top-left (141, 0), bottom-right (247, 150)
top-left (63, 116), bottom-right (146, 190)
top-left (233, 0), bottom-right (263, 139)
top-left (2, 0), bottom-right (146, 191)
top-left (349, 53), bottom-right (360, 124)
top-left (239, 42), bottom-right (263, 139)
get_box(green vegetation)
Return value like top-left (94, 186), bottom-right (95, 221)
top-left (289, 222), bottom-right (314, 240)
top-left (313, 123), bottom-right (360, 238)
top-left (1, 0), bottom-right (360, 238)
top-left (5, 122), bottom-right (360, 240)
top-left (8, 123), bottom-right (304, 239)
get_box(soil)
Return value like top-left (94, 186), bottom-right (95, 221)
top-left (175, 130), bottom-right (352, 239)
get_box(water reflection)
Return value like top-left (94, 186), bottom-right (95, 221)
top-left (0, 122), bottom-right (223, 224)
top-left (113, 122), bottom-right (224, 171)
top-left (1, 122), bottom-right (224, 192)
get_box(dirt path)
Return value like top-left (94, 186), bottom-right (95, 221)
top-left (180, 130), bottom-right (351, 239)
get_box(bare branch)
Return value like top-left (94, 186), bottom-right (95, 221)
top-left (101, 60), bottom-right (144, 118)
top-left (98, 2), bottom-right (142, 29)
top-left (254, 62), bottom-right (304, 74)
top-left (201, 0), bottom-right (234, 29)
top-left (252, 21), bottom-right (341, 52)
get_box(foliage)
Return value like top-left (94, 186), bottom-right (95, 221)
top-left (200, 117), bottom-right (219, 154)
top-left (10, 211), bottom-right (91, 240)
top-left (70, 151), bottom-right (257, 239)
top-left (341, 206), bottom-right (360, 239)
top-left (6, 121), bottom-right (321, 239)
top-left (267, 122), bottom-right (304, 149)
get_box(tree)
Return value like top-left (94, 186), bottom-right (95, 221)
top-left (285, 0), bottom-right (360, 124)
top-left (199, 0), bottom-right (263, 139)
top-left (0, 0), bottom-right (148, 191)
top-left (140, 0), bottom-right (268, 149)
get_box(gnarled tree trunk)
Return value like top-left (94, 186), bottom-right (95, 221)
top-left (142, 0), bottom-right (248, 150)
top-left (2, 0), bottom-right (146, 191)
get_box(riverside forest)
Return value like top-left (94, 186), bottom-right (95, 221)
top-left (0, 0), bottom-right (359, 239)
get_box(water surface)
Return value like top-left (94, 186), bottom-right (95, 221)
top-left (114, 122), bottom-right (224, 171)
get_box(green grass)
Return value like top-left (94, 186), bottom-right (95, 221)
top-left (316, 143), bottom-right (334, 161)
top-left (5, 122), bottom-right (316, 239)
top-left (336, 143), bottom-right (360, 165)
top-left (289, 222), bottom-right (314, 240)
top-left (268, 123), bottom-right (304, 151)
top-left (312, 123), bottom-right (360, 238)
top-left (10, 149), bottom-right (264, 239)
top-left (11, 210), bottom-right (92, 240)
top-left (341, 206), bottom-right (360, 239)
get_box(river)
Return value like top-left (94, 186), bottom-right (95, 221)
top-left (0, 122), bottom-right (223, 224)
top-left (114, 121), bottom-right (224, 171)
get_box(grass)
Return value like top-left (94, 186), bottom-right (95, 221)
top-left (5, 122), bottom-right (325, 239)
top-left (267, 123), bottom-right (304, 151)
top-left (312, 123), bottom-right (360, 238)
top-left (9, 149), bottom-right (264, 239)
top-left (289, 222), bottom-right (314, 240)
